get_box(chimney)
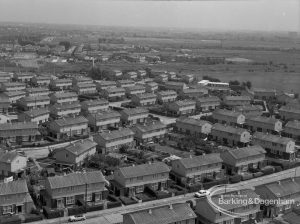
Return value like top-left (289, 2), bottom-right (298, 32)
top-left (278, 180), bottom-right (281, 185)
top-left (81, 139), bottom-right (84, 143)
top-left (292, 178), bottom-right (295, 182)
top-left (148, 209), bottom-right (152, 215)
top-left (169, 204), bottom-right (173, 210)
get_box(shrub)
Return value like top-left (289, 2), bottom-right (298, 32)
top-left (42, 207), bottom-right (64, 219)
top-left (0, 216), bottom-right (22, 224)
top-left (107, 201), bottom-right (122, 209)
top-left (24, 214), bottom-right (43, 223)
top-left (119, 196), bottom-right (137, 205)
top-left (229, 175), bottom-right (242, 183)
top-left (68, 206), bottom-right (85, 216)
top-left (86, 204), bottom-right (104, 212)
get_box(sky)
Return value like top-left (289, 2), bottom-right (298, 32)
top-left (0, 0), bottom-right (298, 32)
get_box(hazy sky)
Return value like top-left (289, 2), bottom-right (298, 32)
top-left (0, 0), bottom-right (298, 31)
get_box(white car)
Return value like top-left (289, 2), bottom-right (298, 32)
top-left (194, 190), bottom-right (210, 198)
top-left (68, 215), bottom-right (86, 222)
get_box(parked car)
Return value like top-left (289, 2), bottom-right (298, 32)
top-left (194, 189), bottom-right (210, 198)
top-left (68, 215), bottom-right (86, 222)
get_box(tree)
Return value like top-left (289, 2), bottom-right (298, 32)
top-left (246, 81), bottom-right (252, 89)
top-left (119, 144), bottom-right (129, 154)
top-left (229, 80), bottom-right (240, 86)
top-left (59, 41), bottom-right (71, 51)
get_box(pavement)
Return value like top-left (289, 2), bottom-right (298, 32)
top-left (31, 166), bottom-right (300, 224)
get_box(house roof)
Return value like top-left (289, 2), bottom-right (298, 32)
top-left (285, 120), bottom-right (300, 130)
top-left (133, 93), bottom-right (156, 99)
top-left (125, 203), bottom-right (196, 224)
top-left (224, 95), bottom-right (252, 101)
top-left (212, 123), bottom-right (248, 135)
top-left (117, 80), bottom-right (135, 84)
top-left (197, 96), bottom-right (220, 103)
top-left (25, 87), bottom-right (49, 93)
top-left (253, 132), bottom-right (293, 145)
top-left (0, 179), bottom-right (28, 196)
top-left (96, 128), bottom-right (134, 141)
top-left (157, 90), bottom-right (177, 96)
top-left (0, 122), bottom-right (38, 131)
top-left (50, 102), bottom-right (81, 110)
top-left (134, 122), bottom-right (166, 133)
top-left (213, 109), bottom-right (243, 118)
top-left (81, 99), bottom-right (109, 107)
top-left (20, 95), bottom-right (50, 102)
top-left (23, 108), bottom-right (49, 118)
top-left (223, 145), bottom-right (266, 160)
top-left (125, 85), bottom-right (145, 91)
top-left (165, 81), bottom-right (185, 87)
top-left (234, 105), bottom-right (263, 112)
top-left (121, 108), bottom-right (149, 116)
top-left (2, 82), bottom-right (25, 87)
top-left (261, 177), bottom-right (300, 198)
top-left (52, 91), bottom-right (77, 98)
top-left (75, 83), bottom-right (96, 88)
top-left (279, 106), bottom-right (300, 114)
top-left (171, 100), bottom-right (196, 107)
top-left (146, 82), bottom-right (158, 87)
top-left (52, 116), bottom-right (88, 127)
top-left (97, 81), bottom-right (116, 86)
top-left (87, 111), bottom-right (120, 121)
top-left (176, 117), bottom-right (211, 127)
top-left (60, 139), bottom-right (97, 156)
top-left (177, 153), bottom-right (222, 169)
top-left (47, 171), bottom-right (105, 189)
top-left (181, 88), bottom-right (206, 94)
top-left (119, 162), bottom-right (170, 179)
top-left (104, 87), bottom-right (125, 93)
top-left (0, 151), bottom-right (26, 164)
top-left (3, 91), bottom-right (26, 97)
top-left (246, 116), bottom-right (280, 125)
top-left (53, 78), bottom-right (72, 83)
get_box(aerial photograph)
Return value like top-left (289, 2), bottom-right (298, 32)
top-left (0, 0), bottom-right (299, 223)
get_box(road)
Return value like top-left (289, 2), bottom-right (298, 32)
top-left (32, 167), bottom-right (300, 224)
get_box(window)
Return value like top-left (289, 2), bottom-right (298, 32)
top-left (135, 185), bottom-right (144, 193)
top-left (66, 196), bottom-right (75, 205)
top-left (95, 192), bottom-right (102, 202)
top-left (84, 193), bottom-right (92, 202)
top-left (137, 176), bottom-right (143, 181)
top-left (3, 205), bottom-right (13, 214)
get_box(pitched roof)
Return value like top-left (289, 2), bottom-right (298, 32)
top-left (171, 100), bottom-right (196, 107)
top-left (134, 122), bottom-right (166, 133)
top-left (104, 87), bottom-right (125, 93)
top-left (75, 83), bottom-right (96, 88)
top-left (3, 91), bottom-right (26, 97)
top-left (87, 111), bottom-right (120, 121)
top-left (51, 116), bottom-right (88, 127)
top-left (47, 171), bottom-right (105, 189)
top-left (253, 88), bottom-right (276, 93)
top-left (223, 145), bottom-right (266, 160)
top-left (213, 109), bottom-right (243, 118)
top-left (246, 116), bottom-right (280, 125)
top-left (125, 85), bottom-right (145, 91)
top-left (0, 122), bottom-right (38, 131)
top-left (62, 139), bottom-right (97, 156)
top-left (285, 120), bottom-right (300, 130)
top-left (23, 108), bottom-right (49, 118)
top-left (52, 91), bottom-right (77, 98)
top-left (119, 162), bottom-right (170, 179)
top-left (133, 93), bottom-right (156, 99)
top-left (125, 203), bottom-right (196, 224)
top-left (197, 96), bottom-right (220, 103)
top-left (96, 128), bottom-right (134, 141)
top-left (253, 132), bottom-right (293, 145)
top-left (0, 151), bottom-right (26, 163)
top-left (121, 107), bottom-right (149, 116)
top-left (165, 81), bottom-right (186, 86)
top-left (212, 123), bottom-right (248, 135)
top-left (157, 90), bottom-right (177, 96)
top-left (176, 117), bottom-right (211, 127)
top-left (224, 95), bottom-right (252, 101)
top-left (20, 95), bottom-right (50, 102)
top-left (177, 153), bottom-right (222, 169)
top-left (81, 99), bottom-right (109, 107)
top-left (117, 80), bottom-right (135, 84)
top-left (0, 179), bottom-right (28, 196)
top-left (25, 87), bottom-right (49, 93)
top-left (261, 177), bottom-right (300, 198)
top-left (279, 106), bottom-right (300, 114)
top-left (50, 102), bottom-right (81, 110)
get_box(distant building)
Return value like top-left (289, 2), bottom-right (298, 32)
top-left (0, 95), bottom-right (10, 113)
top-left (279, 106), bottom-right (300, 121)
top-left (25, 87), bottom-right (50, 97)
top-left (102, 87), bottom-right (125, 101)
top-left (234, 104), bottom-right (264, 117)
top-left (13, 73), bottom-right (35, 83)
top-left (52, 139), bottom-right (97, 168)
top-left (211, 123), bottom-right (251, 147)
top-left (17, 95), bottom-right (50, 111)
top-left (167, 100), bottom-right (196, 116)
top-left (123, 203), bottom-right (196, 224)
top-left (73, 83), bottom-right (97, 95)
top-left (1, 82), bottom-right (26, 92)
top-left (112, 162), bottom-right (170, 197)
top-left (223, 95), bottom-right (252, 107)
top-left (125, 85), bottom-right (146, 97)
top-left (196, 96), bottom-right (221, 112)
top-left (86, 111), bottom-right (120, 132)
top-left (283, 120), bottom-right (300, 141)
top-left (120, 108), bottom-right (149, 125)
top-left (123, 71), bottom-right (138, 80)
top-left (116, 80), bottom-right (135, 88)
top-left (3, 91), bottom-right (26, 104)
top-left (80, 99), bottom-right (109, 115)
top-left (50, 92), bottom-right (78, 105)
top-left (252, 132), bottom-right (296, 161)
top-left (252, 88), bottom-right (277, 100)
top-left (156, 90), bottom-right (177, 104)
top-left (48, 116), bottom-right (89, 140)
top-left (131, 121), bottom-right (167, 144)
top-left (43, 171), bottom-right (108, 209)
top-left (154, 74), bottom-right (168, 83)
top-left (30, 75), bottom-right (52, 86)
top-left (212, 109), bottom-right (245, 126)
top-left (0, 151), bottom-right (27, 178)
top-left (179, 88), bottom-right (207, 99)
top-left (198, 80), bottom-right (230, 91)
top-left (145, 82), bottom-right (158, 93)
top-left (72, 76), bottom-right (93, 86)
top-left (220, 145), bottom-right (266, 175)
top-left (94, 128), bottom-right (134, 154)
top-left (0, 180), bottom-right (35, 216)
top-left (245, 116), bottom-right (283, 134)
top-left (131, 93), bottom-right (157, 106)
top-left (171, 153), bottom-right (223, 186)
top-left (175, 117), bottom-right (212, 136)
top-left (49, 78), bottom-right (72, 90)
top-left (19, 108), bottom-right (49, 124)
top-left (49, 102), bottom-right (81, 118)
top-left (96, 81), bottom-right (117, 91)
top-left (164, 81), bottom-right (187, 92)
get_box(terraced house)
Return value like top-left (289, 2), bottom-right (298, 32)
top-left (252, 132), bottom-right (296, 161)
top-left (223, 95), bottom-right (252, 107)
top-left (0, 151), bottom-right (27, 178)
top-left (167, 100), bottom-right (196, 116)
top-left (86, 111), bottom-right (121, 132)
top-left (49, 102), bottom-right (81, 118)
top-left (52, 139), bottom-right (97, 168)
top-left (30, 75), bottom-right (52, 86)
top-left (120, 108), bottom-right (149, 126)
top-left (283, 120), bottom-right (300, 141)
top-left (116, 80), bottom-right (135, 88)
top-left (1, 82), bottom-right (26, 92)
top-left (212, 109), bottom-right (246, 126)
top-left (196, 189), bottom-right (261, 224)
top-left (13, 72), bottom-right (34, 83)
top-left (180, 88), bottom-right (207, 99)
top-left (0, 180), bottom-right (35, 216)
top-left (19, 108), bottom-right (49, 124)
top-left (94, 128), bottom-right (134, 154)
top-left (211, 123), bottom-right (251, 147)
top-left (17, 95), bottom-right (50, 111)
top-left (125, 85), bottom-right (146, 97)
top-left (196, 96), bottom-right (221, 112)
top-left (48, 116), bottom-right (89, 140)
top-left (123, 203), bottom-right (197, 224)
top-left (131, 121), bottom-right (167, 144)
top-left (102, 87), bottom-right (125, 101)
top-left (80, 99), bottom-right (109, 115)
top-left (49, 78), bottom-right (72, 90)
top-left (96, 81), bottom-right (117, 91)
top-left (252, 88), bottom-right (277, 100)
top-left (72, 76), bottom-right (93, 86)
top-left (164, 81), bottom-right (187, 92)
top-left (112, 162), bottom-right (170, 197)
top-left (171, 153), bottom-right (223, 186)
top-left (131, 93), bottom-right (157, 106)
top-left (234, 104), bottom-right (264, 117)
top-left (175, 117), bottom-right (212, 136)
top-left (73, 83), bottom-right (97, 95)
top-left (245, 116), bottom-right (283, 134)
top-left (145, 82), bottom-right (158, 93)
top-left (43, 171), bottom-right (108, 209)
top-left (156, 90), bottom-right (177, 104)
top-left (25, 87), bottom-right (50, 97)
top-left (279, 105), bottom-right (300, 121)
top-left (50, 92), bottom-right (78, 104)
top-left (0, 122), bottom-right (40, 145)
top-left (220, 145), bottom-right (266, 175)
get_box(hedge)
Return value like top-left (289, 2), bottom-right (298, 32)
top-left (229, 175), bottom-right (242, 183)
top-left (119, 196), bottom-right (138, 205)
top-left (86, 204), bottom-right (104, 212)
top-left (68, 206), bottom-right (85, 216)
top-left (24, 214), bottom-right (43, 223)
top-left (0, 216), bottom-right (21, 224)
top-left (107, 201), bottom-right (122, 209)
top-left (42, 206), bottom-right (64, 219)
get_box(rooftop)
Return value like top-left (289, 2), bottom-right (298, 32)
top-left (23, 108), bottom-right (49, 118)
top-left (81, 99), bottom-right (109, 107)
top-left (0, 179), bottom-right (28, 196)
top-left (157, 90), bottom-right (177, 96)
top-left (87, 111), bottom-right (120, 121)
top-left (20, 95), bottom-right (50, 102)
top-left (177, 153), bottom-right (222, 169)
top-left (52, 91), bottom-right (78, 98)
top-left (212, 123), bottom-right (248, 135)
top-left (286, 120), bottom-right (300, 129)
top-left (224, 95), bottom-right (252, 101)
top-left (223, 145), bottom-right (266, 160)
top-left (51, 116), bottom-right (88, 127)
top-left (0, 151), bottom-right (26, 164)
top-left (134, 121), bottom-right (166, 133)
top-left (176, 117), bottom-right (211, 127)
top-left (246, 116), bottom-right (280, 125)
top-left (59, 139), bottom-right (97, 156)
top-left (197, 96), bottom-right (220, 103)
top-left (213, 109), bottom-right (243, 118)
top-left (96, 128), bottom-right (134, 141)
top-left (121, 107), bottom-right (149, 116)
top-left (253, 132), bottom-right (293, 145)
top-left (171, 100), bottom-right (196, 107)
